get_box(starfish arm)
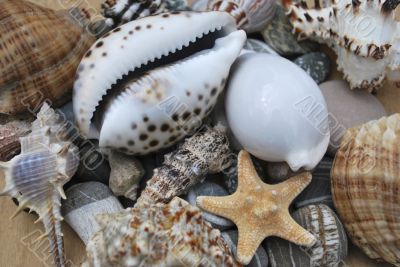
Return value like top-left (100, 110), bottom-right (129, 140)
top-left (274, 212), bottom-right (316, 247)
top-left (236, 223), bottom-right (267, 265)
top-left (237, 151), bottom-right (261, 189)
top-left (196, 195), bottom-right (239, 221)
top-left (274, 172), bottom-right (312, 204)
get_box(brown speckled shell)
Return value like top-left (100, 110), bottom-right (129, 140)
top-left (0, 120), bottom-right (31, 161)
top-left (331, 114), bottom-right (400, 266)
top-left (0, 0), bottom-right (95, 115)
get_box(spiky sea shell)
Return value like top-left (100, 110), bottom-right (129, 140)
top-left (0, 0), bottom-right (95, 115)
top-left (0, 103), bottom-right (79, 267)
top-left (331, 114), bottom-right (400, 265)
top-left (284, 0), bottom-right (400, 91)
top-left (208, 0), bottom-right (276, 33)
top-left (135, 125), bottom-right (232, 207)
top-left (0, 120), bottom-right (31, 161)
top-left (73, 11), bottom-right (246, 155)
top-left (82, 197), bottom-right (241, 267)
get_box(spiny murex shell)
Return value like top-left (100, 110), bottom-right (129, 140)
top-left (0, 0), bottom-right (95, 115)
top-left (0, 103), bottom-right (79, 267)
top-left (83, 197), bottom-right (241, 267)
top-left (331, 114), bottom-right (400, 266)
top-left (73, 11), bottom-right (246, 155)
top-left (284, 0), bottom-right (400, 91)
top-left (135, 125), bottom-right (231, 207)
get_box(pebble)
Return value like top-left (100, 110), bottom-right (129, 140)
top-left (264, 161), bottom-right (299, 183)
top-left (222, 230), bottom-right (269, 267)
top-left (264, 204), bottom-right (348, 267)
top-left (243, 38), bottom-right (278, 55)
top-left (186, 181), bottom-right (234, 230)
top-left (294, 52), bottom-right (331, 84)
top-left (165, 0), bottom-right (191, 10)
top-left (319, 80), bottom-right (387, 156)
top-left (261, 4), bottom-right (318, 56)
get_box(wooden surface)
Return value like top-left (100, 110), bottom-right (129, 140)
top-left (0, 0), bottom-right (398, 266)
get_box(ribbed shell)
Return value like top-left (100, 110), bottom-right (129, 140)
top-left (331, 114), bottom-right (400, 266)
top-left (0, 0), bottom-right (95, 115)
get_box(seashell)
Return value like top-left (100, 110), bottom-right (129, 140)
top-left (108, 151), bottom-right (144, 201)
top-left (331, 114), bottom-right (400, 265)
top-left (101, 0), bottom-right (166, 27)
top-left (62, 182), bottom-right (123, 245)
top-left (225, 53), bottom-right (330, 171)
top-left (208, 0), bottom-right (276, 33)
top-left (264, 204), bottom-right (348, 267)
top-left (284, 0), bottom-right (400, 91)
top-left (82, 197), bottom-right (241, 267)
top-left (0, 0), bottom-right (95, 115)
top-left (73, 11), bottom-right (246, 155)
top-left (0, 120), bottom-right (31, 161)
top-left (135, 125), bottom-right (232, 207)
top-left (0, 103), bottom-right (80, 267)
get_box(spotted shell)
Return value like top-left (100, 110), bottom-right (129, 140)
top-left (73, 11), bottom-right (246, 155)
top-left (0, 0), bottom-right (95, 115)
top-left (0, 103), bottom-right (80, 267)
top-left (82, 197), bottom-right (241, 267)
top-left (331, 114), bottom-right (400, 265)
top-left (284, 0), bottom-right (400, 91)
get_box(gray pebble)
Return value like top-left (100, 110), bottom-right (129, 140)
top-left (264, 204), bottom-right (348, 267)
top-left (319, 80), bottom-right (387, 156)
top-left (222, 230), bottom-right (269, 267)
top-left (186, 181), bottom-right (234, 230)
top-left (264, 161), bottom-right (299, 183)
top-left (261, 4), bottom-right (318, 56)
top-left (243, 39), bottom-right (278, 55)
top-left (294, 52), bottom-right (331, 84)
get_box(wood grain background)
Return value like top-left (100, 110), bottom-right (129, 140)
top-left (0, 0), bottom-right (398, 266)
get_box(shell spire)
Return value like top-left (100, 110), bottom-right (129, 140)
top-left (0, 103), bottom-right (80, 267)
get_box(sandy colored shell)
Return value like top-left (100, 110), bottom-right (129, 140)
top-left (0, 0), bottom-right (95, 115)
top-left (0, 103), bottom-right (80, 267)
top-left (0, 120), bottom-right (31, 161)
top-left (284, 0), bottom-right (400, 91)
top-left (83, 197), bottom-right (241, 267)
top-left (331, 114), bottom-right (400, 266)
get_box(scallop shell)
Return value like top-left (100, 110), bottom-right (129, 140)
top-left (0, 120), bottom-right (31, 161)
top-left (135, 125), bottom-right (232, 207)
top-left (284, 0), bottom-right (400, 91)
top-left (0, 0), bottom-right (95, 115)
top-left (82, 197), bottom-right (241, 267)
top-left (0, 103), bottom-right (80, 267)
top-left (73, 11), bottom-right (246, 155)
top-left (208, 0), bottom-right (276, 33)
top-left (331, 114), bottom-right (400, 265)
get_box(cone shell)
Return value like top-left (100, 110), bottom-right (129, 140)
top-left (0, 0), bottom-right (95, 115)
top-left (331, 114), bottom-right (400, 265)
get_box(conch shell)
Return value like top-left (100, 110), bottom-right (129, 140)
top-left (331, 114), bottom-right (400, 266)
top-left (0, 103), bottom-right (80, 267)
top-left (83, 197), bottom-right (241, 267)
top-left (284, 0), bottom-right (400, 91)
top-left (0, 0), bottom-right (95, 115)
top-left (73, 11), bottom-right (246, 155)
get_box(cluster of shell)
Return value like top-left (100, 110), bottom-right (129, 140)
top-left (284, 0), bottom-right (400, 91)
top-left (331, 114), bottom-right (400, 266)
top-left (0, 103), bottom-right (79, 267)
top-left (0, 0), bottom-right (95, 115)
top-left (83, 197), bottom-right (240, 267)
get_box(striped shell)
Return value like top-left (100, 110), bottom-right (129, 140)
top-left (0, 120), bottom-right (31, 161)
top-left (0, 103), bottom-right (80, 267)
top-left (0, 0), bottom-right (95, 115)
top-left (331, 114), bottom-right (400, 265)
top-left (284, 0), bottom-right (400, 91)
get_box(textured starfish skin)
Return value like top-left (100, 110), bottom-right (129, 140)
top-left (197, 150), bottom-right (316, 265)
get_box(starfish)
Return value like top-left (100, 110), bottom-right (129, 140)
top-left (197, 150), bottom-right (317, 265)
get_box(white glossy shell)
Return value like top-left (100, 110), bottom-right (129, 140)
top-left (225, 53), bottom-right (330, 171)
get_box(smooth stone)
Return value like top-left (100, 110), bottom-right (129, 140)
top-left (261, 5), bottom-right (318, 56)
top-left (320, 80), bottom-right (387, 156)
top-left (222, 230), bottom-right (269, 267)
top-left (294, 52), bottom-right (331, 84)
top-left (243, 38), bottom-right (278, 55)
top-left (186, 181), bottom-right (234, 230)
top-left (264, 204), bottom-right (348, 267)
top-left (264, 161), bottom-right (300, 183)
top-left (62, 182), bottom-right (123, 244)
top-left (165, 0), bottom-right (191, 10)
top-left (295, 156), bottom-right (334, 209)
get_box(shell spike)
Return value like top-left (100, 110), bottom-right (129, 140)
top-left (57, 186), bottom-right (67, 200)
top-left (10, 202), bottom-right (29, 219)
